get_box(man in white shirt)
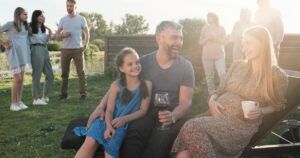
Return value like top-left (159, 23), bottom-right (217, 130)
top-left (56, 0), bottom-right (90, 101)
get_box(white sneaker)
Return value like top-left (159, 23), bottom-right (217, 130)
top-left (33, 98), bottom-right (48, 105)
top-left (10, 103), bottom-right (22, 111)
top-left (18, 101), bottom-right (28, 109)
top-left (42, 97), bottom-right (49, 103)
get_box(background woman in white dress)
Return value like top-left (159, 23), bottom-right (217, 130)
top-left (0, 7), bottom-right (31, 111)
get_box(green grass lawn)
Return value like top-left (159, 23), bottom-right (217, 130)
top-left (0, 73), bottom-right (112, 157)
top-left (0, 72), bottom-right (207, 158)
top-left (0, 73), bottom-right (298, 157)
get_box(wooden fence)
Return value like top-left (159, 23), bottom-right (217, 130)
top-left (104, 34), bottom-right (300, 74)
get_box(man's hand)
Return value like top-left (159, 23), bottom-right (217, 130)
top-left (208, 98), bottom-right (225, 116)
top-left (62, 31), bottom-right (71, 38)
top-left (112, 117), bottom-right (127, 128)
top-left (86, 108), bottom-right (105, 129)
top-left (158, 110), bottom-right (173, 126)
top-left (82, 44), bottom-right (88, 51)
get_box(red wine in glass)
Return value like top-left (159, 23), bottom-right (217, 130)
top-left (154, 92), bottom-right (170, 130)
top-left (157, 103), bottom-right (169, 111)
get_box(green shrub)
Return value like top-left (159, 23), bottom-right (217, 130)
top-left (104, 66), bottom-right (118, 80)
top-left (47, 41), bottom-right (62, 51)
top-left (84, 43), bottom-right (100, 56)
top-left (91, 39), bottom-right (105, 51)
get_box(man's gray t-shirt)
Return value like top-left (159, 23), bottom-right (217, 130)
top-left (140, 51), bottom-right (195, 109)
top-left (58, 14), bottom-right (87, 48)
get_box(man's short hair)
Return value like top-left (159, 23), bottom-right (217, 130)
top-left (155, 21), bottom-right (183, 36)
top-left (67, 0), bottom-right (76, 4)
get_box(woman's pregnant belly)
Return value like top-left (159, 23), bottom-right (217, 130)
top-left (217, 92), bottom-right (244, 119)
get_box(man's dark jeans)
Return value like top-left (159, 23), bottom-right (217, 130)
top-left (120, 108), bottom-right (187, 158)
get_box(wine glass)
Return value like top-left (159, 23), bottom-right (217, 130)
top-left (154, 92), bottom-right (170, 130)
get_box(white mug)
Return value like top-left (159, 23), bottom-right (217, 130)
top-left (241, 101), bottom-right (259, 119)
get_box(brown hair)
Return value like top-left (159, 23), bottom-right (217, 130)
top-left (14, 7), bottom-right (28, 32)
top-left (66, 0), bottom-right (76, 4)
top-left (116, 47), bottom-right (149, 104)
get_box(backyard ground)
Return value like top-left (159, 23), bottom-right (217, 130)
top-left (0, 72), bottom-right (298, 157)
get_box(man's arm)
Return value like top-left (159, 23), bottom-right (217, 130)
top-left (55, 27), bottom-right (70, 40)
top-left (82, 26), bottom-right (90, 49)
top-left (171, 86), bottom-right (194, 121)
top-left (159, 85), bottom-right (194, 126)
top-left (274, 11), bottom-right (284, 45)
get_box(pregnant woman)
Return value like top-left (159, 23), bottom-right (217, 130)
top-left (171, 26), bottom-right (288, 158)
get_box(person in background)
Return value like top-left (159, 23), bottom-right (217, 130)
top-left (29, 10), bottom-right (54, 105)
top-left (56, 0), bottom-right (90, 101)
top-left (199, 12), bottom-right (226, 95)
top-left (230, 8), bottom-right (253, 60)
top-left (255, 0), bottom-right (284, 60)
top-left (172, 26), bottom-right (288, 158)
top-left (0, 7), bottom-right (31, 111)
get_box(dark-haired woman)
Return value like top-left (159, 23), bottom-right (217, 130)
top-left (0, 7), bottom-right (31, 111)
top-left (73, 47), bottom-right (152, 158)
top-left (29, 10), bottom-right (54, 105)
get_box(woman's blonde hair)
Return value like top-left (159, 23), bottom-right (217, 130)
top-left (14, 7), bottom-right (28, 32)
top-left (242, 26), bottom-right (279, 104)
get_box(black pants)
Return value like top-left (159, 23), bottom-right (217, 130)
top-left (120, 109), bottom-right (187, 158)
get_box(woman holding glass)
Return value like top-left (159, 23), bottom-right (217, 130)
top-left (172, 26), bottom-right (288, 157)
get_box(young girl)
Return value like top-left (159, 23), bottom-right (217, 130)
top-left (0, 7), bottom-right (31, 111)
top-left (29, 10), bottom-right (54, 105)
top-left (74, 47), bottom-right (152, 158)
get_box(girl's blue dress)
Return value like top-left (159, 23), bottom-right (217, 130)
top-left (73, 85), bottom-right (141, 158)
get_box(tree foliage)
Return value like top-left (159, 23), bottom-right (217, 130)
top-left (79, 12), bottom-right (112, 40)
top-left (114, 14), bottom-right (149, 35)
top-left (179, 18), bottom-right (206, 50)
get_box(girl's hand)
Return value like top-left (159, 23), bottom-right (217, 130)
top-left (1, 40), bottom-right (11, 50)
top-left (208, 98), bottom-right (225, 116)
top-left (246, 107), bottom-right (262, 120)
top-left (112, 117), bottom-right (127, 128)
top-left (86, 108), bottom-right (105, 130)
top-left (104, 127), bottom-right (115, 139)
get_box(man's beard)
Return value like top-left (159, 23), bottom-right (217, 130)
top-left (167, 51), bottom-right (178, 59)
top-left (67, 9), bottom-right (74, 14)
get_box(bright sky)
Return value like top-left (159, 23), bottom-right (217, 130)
top-left (0, 0), bottom-right (299, 34)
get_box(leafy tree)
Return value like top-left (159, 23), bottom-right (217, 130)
top-left (91, 39), bottom-right (105, 51)
top-left (0, 24), bottom-right (6, 41)
top-left (79, 12), bottom-right (111, 40)
top-left (0, 23), bottom-right (7, 52)
top-left (179, 18), bottom-right (206, 51)
top-left (114, 14), bottom-right (149, 35)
